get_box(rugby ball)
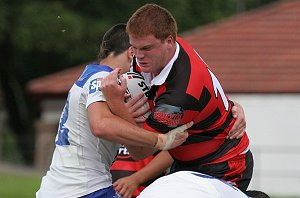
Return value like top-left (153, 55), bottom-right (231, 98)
top-left (122, 72), bottom-right (151, 119)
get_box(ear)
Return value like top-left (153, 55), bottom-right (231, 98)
top-left (166, 35), bottom-right (175, 48)
top-left (127, 47), bottom-right (134, 58)
top-left (127, 47), bottom-right (133, 62)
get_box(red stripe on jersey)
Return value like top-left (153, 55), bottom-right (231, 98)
top-left (110, 155), bottom-right (155, 172)
top-left (176, 37), bottom-right (207, 99)
top-left (133, 186), bottom-right (146, 197)
top-left (156, 84), bottom-right (167, 98)
top-left (224, 152), bottom-right (247, 184)
top-left (208, 133), bottom-right (249, 165)
top-left (170, 133), bottom-right (226, 161)
top-left (170, 133), bottom-right (249, 163)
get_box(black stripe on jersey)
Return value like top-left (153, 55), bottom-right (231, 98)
top-left (190, 108), bottom-right (221, 131)
top-left (174, 138), bottom-right (241, 166)
top-left (186, 107), bottom-right (234, 143)
top-left (111, 170), bottom-right (136, 183)
top-left (132, 57), bottom-right (139, 72)
top-left (112, 157), bottom-right (135, 162)
top-left (156, 90), bottom-right (201, 111)
top-left (147, 85), bottom-right (158, 100)
top-left (198, 86), bottom-right (211, 111)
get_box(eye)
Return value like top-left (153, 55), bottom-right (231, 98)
top-left (142, 46), bottom-right (152, 51)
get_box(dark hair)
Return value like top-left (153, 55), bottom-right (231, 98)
top-left (98, 23), bottom-right (130, 60)
top-left (245, 190), bottom-right (270, 198)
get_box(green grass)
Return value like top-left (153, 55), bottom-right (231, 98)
top-left (0, 171), bottom-right (42, 198)
top-left (0, 170), bottom-right (299, 198)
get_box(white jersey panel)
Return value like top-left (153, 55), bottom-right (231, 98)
top-left (36, 64), bottom-right (120, 198)
top-left (138, 171), bottom-right (249, 198)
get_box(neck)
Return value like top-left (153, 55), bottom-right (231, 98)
top-left (100, 53), bottom-right (124, 70)
top-left (100, 52), bottom-right (131, 74)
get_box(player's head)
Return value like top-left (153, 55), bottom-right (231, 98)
top-left (126, 3), bottom-right (177, 42)
top-left (245, 190), bottom-right (270, 198)
top-left (126, 4), bottom-right (178, 75)
top-left (98, 23), bottom-right (131, 61)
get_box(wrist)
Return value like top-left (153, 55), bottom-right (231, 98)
top-left (154, 134), bottom-right (165, 150)
top-left (131, 172), bottom-right (145, 185)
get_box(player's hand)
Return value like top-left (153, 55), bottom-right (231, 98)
top-left (125, 92), bottom-right (150, 124)
top-left (101, 68), bottom-right (127, 105)
top-left (113, 175), bottom-right (139, 198)
top-left (155, 121), bottom-right (193, 150)
top-left (227, 102), bottom-right (246, 139)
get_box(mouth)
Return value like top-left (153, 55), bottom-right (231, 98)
top-left (137, 60), bottom-right (149, 68)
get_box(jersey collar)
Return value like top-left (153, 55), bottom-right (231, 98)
top-left (151, 42), bottom-right (180, 86)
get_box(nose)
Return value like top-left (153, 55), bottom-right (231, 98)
top-left (134, 49), bottom-right (144, 59)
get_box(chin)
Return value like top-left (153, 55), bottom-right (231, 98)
top-left (139, 67), bottom-right (151, 73)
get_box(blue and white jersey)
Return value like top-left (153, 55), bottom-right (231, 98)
top-left (36, 64), bottom-right (121, 198)
top-left (138, 171), bottom-right (249, 198)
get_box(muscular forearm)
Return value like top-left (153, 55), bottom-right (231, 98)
top-left (129, 151), bottom-right (173, 184)
top-left (88, 102), bottom-right (158, 148)
top-left (88, 101), bottom-right (191, 159)
top-left (105, 96), bottom-right (159, 158)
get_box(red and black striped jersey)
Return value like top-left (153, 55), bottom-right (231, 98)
top-left (134, 37), bottom-right (249, 166)
top-left (110, 146), bottom-right (163, 197)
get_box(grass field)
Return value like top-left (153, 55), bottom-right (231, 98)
top-left (0, 168), bottom-right (299, 198)
top-left (0, 169), bottom-right (42, 198)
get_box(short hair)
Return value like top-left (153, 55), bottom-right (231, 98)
top-left (245, 190), bottom-right (271, 198)
top-left (98, 23), bottom-right (130, 60)
top-left (126, 3), bottom-right (177, 42)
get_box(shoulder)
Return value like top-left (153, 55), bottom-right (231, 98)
top-left (75, 64), bottom-right (112, 88)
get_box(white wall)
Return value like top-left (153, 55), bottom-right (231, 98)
top-left (229, 94), bottom-right (300, 197)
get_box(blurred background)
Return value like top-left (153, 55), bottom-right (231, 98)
top-left (1, 0), bottom-right (299, 197)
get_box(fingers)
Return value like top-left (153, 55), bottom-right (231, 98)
top-left (119, 72), bottom-right (127, 90)
top-left (101, 68), bottom-right (123, 88)
top-left (125, 93), bottom-right (146, 111)
top-left (227, 118), bottom-right (246, 139)
top-left (114, 181), bottom-right (134, 198)
top-left (107, 68), bottom-right (121, 82)
top-left (135, 117), bottom-right (147, 127)
top-left (227, 102), bottom-right (246, 139)
top-left (157, 121), bottom-right (193, 150)
top-left (125, 93), bottom-right (150, 122)
top-left (169, 121), bottom-right (194, 134)
top-left (231, 105), bottom-right (238, 118)
top-left (124, 93), bottom-right (131, 101)
top-left (174, 131), bottom-right (189, 141)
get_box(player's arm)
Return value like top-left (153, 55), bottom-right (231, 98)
top-left (88, 101), bottom-right (157, 151)
top-left (88, 100), bottom-right (191, 160)
top-left (99, 68), bottom-right (192, 159)
top-left (227, 101), bottom-right (246, 139)
top-left (113, 151), bottom-right (173, 198)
